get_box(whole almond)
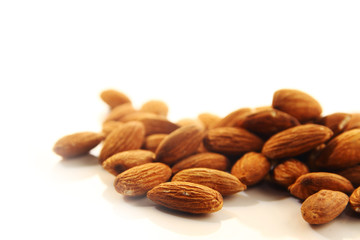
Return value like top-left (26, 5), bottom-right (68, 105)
top-left (138, 116), bottom-right (179, 136)
top-left (197, 113), bottom-right (221, 129)
top-left (301, 190), bottom-right (349, 224)
top-left (176, 118), bottom-right (204, 127)
top-left (140, 100), bottom-right (168, 117)
top-left (314, 129), bottom-right (360, 170)
top-left (288, 172), bottom-right (354, 200)
top-left (231, 152), bottom-right (271, 186)
top-left (155, 124), bottom-right (204, 165)
top-left (144, 134), bottom-right (168, 152)
top-left (100, 89), bottom-right (131, 109)
top-left (102, 149), bottom-right (155, 176)
top-left (349, 186), bottom-right (360, 213)
top-left (99, 121), bottom-right (145, 163)
top-left (345, 113), bottom-right (360, 131)
top-left (114, 162), bottom-right (171, 196)
top-left (203, 127), bottom-right (264, 156)
top-left (262, 124), bottom-right (333, 159)
top-left (214, 108), bottom-right (252, 128)
top-left (171, 152), bottom-right (230, 174)
top-left (336, 165), bottom-right (360, 188)
top-left (53, 132), bottom-right (104, 158)
top-left (102, 121), bottom-right (123, 137)
top-left (120, 111), bottom-right (160, 122)
top-left (272, 159), bottom-right (309, 188)
top-left (272, 89), bottom-right (322, 123)
top-left (316, 112), bottom-right (352, 136)
top-left (104, 103), bottom-right (136, 122)
top-left (147, 181), bottom-right (223, 214)
top-left (172, 168), bottom-right (246, 196)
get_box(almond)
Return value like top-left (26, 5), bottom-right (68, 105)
top-left (99, 121), bottom-right (145, 163)
top-left (102, 149), bottom-right (155, 176)
top-left (53, 132), bottom-right (104, 158)
top-left (241, 108), bottom-right (300, 138)
top-left (272, 159), bottom-right (309, 188)
top-left (197, 113), bottom-right (221, 129)
top-left (345, 113), bottom-right (360, 131)
top-left (214, 108), bottom-right (252, 128)
top-left (100, 89), bottom-right (131, 109)
top-left (102, 121), bottom-right (123, 137)
top-left (155, 124), bottom-right (204, 165)
top-left (336, 165), bottom-right (360, 188)
top-left (172, 168), bottom-right (246, 196)
top-left (349, 186), bottom-right (360, 213)
top-left (140, 100), bottom-right (168, 117)
top-left (262, 124), bottom-right (333, 159)
top-left (316, 112), bottom-right (351, 137)
top-left (315, 129), bottom-right (360, 170)
top-left (231, 152), bottom-right (271, 186)
top-left (176, 118), bottom-right (204, 127)
top-left (203, 127), bottom-right (264, 156)
top-left (147, 181), bottom-right (223, 214)
top-left (301, 190), bottom-right (349, 224)
top-left (144, 134), bottom-right (168, 152)
top-left (171, 152), bottom-right (230, 174)
top-left (104, 103), bottom-right (136, 122)
top-left (288, 172), bottom-right (354, 200)
top-left (120, 111), bottom-right (160, 122)
top-left (113, 162), bottom-right (171, 196)
top-left (137, 116), bottom-right (179, 136)
top-left (272, 89), bottom-right (322, 123)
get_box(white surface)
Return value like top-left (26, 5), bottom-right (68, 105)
top-left (1, 1), bottom-right (360, 240)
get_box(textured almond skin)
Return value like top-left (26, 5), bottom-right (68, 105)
top-left (102, 121), bottom-right (123, 137)
top-left (349, 187), bottom-right (360, 213)
top-left (316, 112), bottom-right (351, 137)
top-left (314, 129), bottom-right (360, 170)
top-left (336, 165), bottom-right (360, 188)
top-left (144, 134), bottom-right (168, 152)
top-left (289, 172), bottom-right (354, 200)
top-left (203, 127), bottom-right (264, 156)
top-left (155, 124), bottom-right (204, 165)
top-left (231, 152), bottom-right (271, 186)
top-left (138, 116), bottom-right (179, 136)
top-left (214, 108), bottom-right (252, 128)
top-left (147, 181), bottom-right (223, 214)
top-left (99, 121), bottom-right (145, 163)
top-left (197, 113), bottom-right (221, 129)
top-left (241, 108), bottom-right (300, 138)
top-left (272, 159), bottom-right (309, 188)
top-left (104, 103), bottom-right (136, 122)
top-left (140, 100), bottom-right (168, 117)
top-left (53, 132), bottom-right (104, 158)
top-left (114, 162), bottom-right (171, 196)
top-left (102, 149), bottom-right (155, 176)
top-left (171, 152), bottom-right (230, 174)
top-left (272, 89), bottom-right (322, 123)
top-left (100, 89), bottom-right (131, 109)
top-left (301, 190), bottom-right (349, 225)
top-left (262, 124), bottom-right (333, 159)
top-left (172, 168), bottom-right (246, 196)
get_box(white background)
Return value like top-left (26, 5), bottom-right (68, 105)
top-left (0, 1), bottom-right (360, 240)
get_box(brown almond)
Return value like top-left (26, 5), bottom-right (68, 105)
top-left (104, 103), bottom-right (136, 122)
top-left (53, 132), bottom-right (104, 158)
top-left (102, 149), bottom-right (155, 176)
top-left (140, 100), bottom-right (168, 117)
top-left (231, 152), bottom-right (271, 186)
top-left (345, 113), bottom-right (360, 131)
top-left (315, 129), bottom-right (360, 170)
top-left (241, 108), bottom-right (300, 138)
top-left (197, 113), bottom-right (221, 129)
top-left (301, 190), bottom-right (349, 224)
top-left (349, 187), bottom-right (360, 213)
top-left (272, 159), bottom-right (309, 188)
top-left (171, 152), bottom-right (230, 174)
top-left (336, 165), bottom-right (360, 188)
top-left (203, 127), bottom-right (264, 156)
top-left (272, 89), bottom-right (322, 123)
top-left (102, 121), bottom-right (123, 137)
top-left (176, 118), bottom-right (204, 127)
top-left (262, 124), bottom-right (333, 159)
top-left (288, 172), bottom-right (354, 200)
top-left (144, 134), bottom-right (168, 152)
top-left (120, 111), bottom-right (160, 122)
top-left (214, 108), bottom-right (252, 128)
top-left (138, 116), bottom-right (179, 136)
top-left (147, 181), bottom-right (223, 214)
top-left (99, 121), bottom-right (145, 163)
top-left (172, 168), bottom-right (246, 196)
top-left (100, 89), bottom-right (131, 109)
top-left (114, 162), bottom-right (171, 196)
top-left (155, 124), bottom-right (204, 165)
top-left (316, 112), bottom-right (352, 137)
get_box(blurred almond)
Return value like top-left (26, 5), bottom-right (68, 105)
top-left (214, 108), bottom-right (251, 128)
top-left (144, 134), bottom-right (168, 152)
top-left (100, 89), bottom-right (131, 109)
top-left (138, 116), bottom-right (179, 136)
top-left (120, 111), bottom-right (160, 122)
top-left (102, 121), bottom-right (123, 137)
top-left (336, 165), bottom-right (360, 188)
top-left (345, 113), bottom-right (360, 131)
top-left (197, 113), bottom-right (221, 129)
top-left (316, 112), bottom-right (351, 136)
top-left (140, 100), bottom-right (168, 117)
top-left (104, 103), bottom-right (136, 122)
top-left (176, 118), bottom-right (203, 127)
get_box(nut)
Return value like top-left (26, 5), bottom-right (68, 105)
top-left (316, 112), bottom-right (351, 137)
top-left (144, 134), bottom-right (168, 152)
top-left (336, 165), bottom-right (360, 188)
top-left (104, 103), bottom-right (136, 122)
top-left (272, 159), bottom-right (309, 188)
top-left (140, 100), bottom-right (169, 117)
top-left (349, 186), bottom-right (360, 213)
top-left (100, 89), bottom-right (131, 109)
top-left (214, 108), bottom-right (252, 128)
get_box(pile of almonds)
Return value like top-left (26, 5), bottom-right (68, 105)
top-left (53, 88), bottom-right (360, 225)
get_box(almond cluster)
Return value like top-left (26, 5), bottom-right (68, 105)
top-left (53, 88), bottom-right (360, 224)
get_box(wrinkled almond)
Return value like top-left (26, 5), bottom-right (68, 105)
top-left (316, 112), bottom-right (352, 137)
top-left (138, 116), bottom-right (179, 136)
top-left (272, 159), bottom-right (309, 188)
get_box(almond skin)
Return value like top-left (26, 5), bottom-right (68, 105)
top-left (272, 89), bottom-right (322, 123)
top-left (336, 165), bottom-right (360, 188)
top-left (137, 116), bottom-right (179, 136)
top-left (53, 132), bottom-right (104, 158)
top-left (301, 190), bottom-right (349, 224)
top-left (102, 149), bottom-right (155, 176)
top-left (144, 134), bottom-right (168, 152)
top-left (172, 168), bottom-right (246, 196)
top-left (155, 124), bottom-right (204, 165)
top-left (345, 113), bottom-right (360, 131)
top-left (349, 187), bottom-right (360, 213)
top-left (231, 152), bottom-right (271, 186)
top-left (147, 181), bottom-right (223, 214)
top-left (171, 152), bottom-right (230, 175)
top-left (288, 172), bottom-right (354, 200)
top-left (100, 89), bottom-right (131, 109)
top-left (262, 124), bottom-right (333, 159)
top-left (203, 127), bottom-right (264, 156)
top-left (272, 159), bottom-right (309, 188)
top-left (316, 112), bottom-right (352, 137)
top-left (314, 129), bottom-right (360, 170)
top-left (104, 103), bottom-right (136, 122)
top-left (99, 121), bottom-right (145, 163)
top-left (214, 108), bottom-right (252, 128)
top-left (114, 162), bottom-right (172, 196)
top-left (102, 121), bottom-right (123, 137)
top-left (140, 100), bottom-right (168, 117)
top-left (197, 113), bottom-right (221, 129)
top-left (120, 111), bottom-right (160, 122)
